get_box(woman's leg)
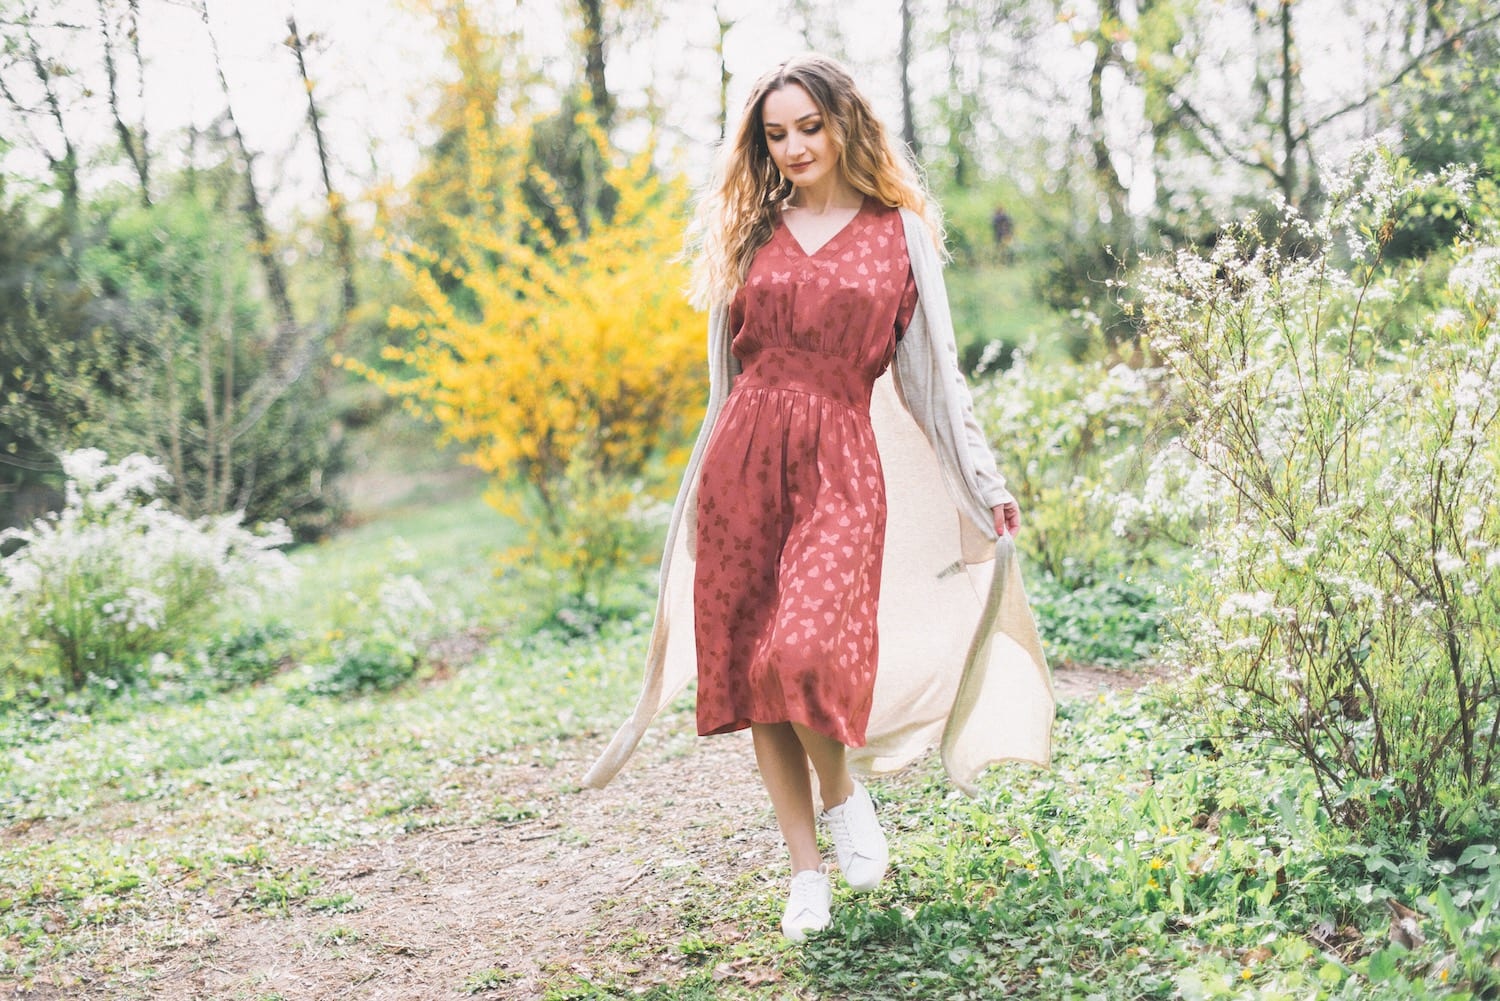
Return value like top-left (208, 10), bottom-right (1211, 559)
top-left (790, 722), bottom-right (854, 811)
top-left (752, 721), bottom-right (862, 858)
top-left (751, 722), bottom-right (860, 865)
top-left (793, 723), bottom-right (887, 892)
top-left (750, 723), bottom-right (822, 873)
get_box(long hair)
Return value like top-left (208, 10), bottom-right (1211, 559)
top-left (686, 54), bottom-right (943, 308)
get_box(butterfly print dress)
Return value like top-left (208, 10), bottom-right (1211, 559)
top-left (693, 198), bottom-right (919, 746)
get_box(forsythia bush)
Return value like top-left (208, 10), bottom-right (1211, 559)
top-left (1136, 147), bottom-right (1500, 843)
top-left (0, 449), bottom-right (295, 691)
top-left (353, 111), bottom-right (702, 605)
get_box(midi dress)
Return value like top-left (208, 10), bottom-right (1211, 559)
top-left (693, 197), bottom-right (919, 747)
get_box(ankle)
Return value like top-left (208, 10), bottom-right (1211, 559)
top-left (820, 777), bottom-right (856, 814)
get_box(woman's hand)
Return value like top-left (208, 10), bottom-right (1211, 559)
top-left (992, 500), bottom-right (1021, 538)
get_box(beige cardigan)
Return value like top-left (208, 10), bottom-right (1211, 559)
top-left (582, 207), bottom-right (1054, 795)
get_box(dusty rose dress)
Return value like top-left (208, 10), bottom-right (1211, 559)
top-left (693, 198), bottom-right (919, 746)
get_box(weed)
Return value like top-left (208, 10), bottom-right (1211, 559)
top-left (463, 966), bottom-right (518, 993)
top-left (248, 867), bottom-right (321, 913)
top-left (307, 892), bottom-right (361, 913)
top-left (318, 924), bottom-right (363, 945)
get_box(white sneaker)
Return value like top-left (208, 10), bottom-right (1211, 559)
top-left (781, 866), bottom-right (832, 942)
top-left (820, 780), bottom-right (888, 892)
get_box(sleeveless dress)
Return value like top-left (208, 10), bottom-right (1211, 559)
top-left (692, 198), bottom-right (919, 747)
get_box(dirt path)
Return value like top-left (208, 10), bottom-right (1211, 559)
top-left (19, 666), bottom-right (1145, 1000)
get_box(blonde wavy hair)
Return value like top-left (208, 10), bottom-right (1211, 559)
top-left (686, 54), bottom-right (943, 308)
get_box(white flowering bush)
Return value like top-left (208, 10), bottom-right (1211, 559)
top-left (973, 342), bottom-right (1183, 667)
top-left (1137, 146), bottom-right (1499, 841)
top-left (973, 341), bottom-right (1168, 587)
top-left (0, 449), bottom-right (296, 691)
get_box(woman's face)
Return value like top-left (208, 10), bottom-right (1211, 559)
top-left (761, 83), bottom-right (838, 194)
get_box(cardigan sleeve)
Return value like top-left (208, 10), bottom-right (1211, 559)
top-left (894, 211), bottom-right (1014, 516)
top-left (957, 383), bottom-right (1014, 510)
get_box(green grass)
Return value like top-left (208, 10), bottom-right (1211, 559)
top-left (946, 258), bottom-right (1071, 365)
top-left (0, 482), bottom-right (646, 984)
top-left (270, 481), bottom-right (517, 637)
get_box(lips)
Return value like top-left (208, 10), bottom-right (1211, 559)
top-left (788, 162), bottom-right (812, 172)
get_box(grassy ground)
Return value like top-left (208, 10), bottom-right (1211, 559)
top-left (2, 480), bottom-right (1496, 999)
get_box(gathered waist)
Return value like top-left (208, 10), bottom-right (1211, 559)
top-left (732, 347), bottom-right (872, 413)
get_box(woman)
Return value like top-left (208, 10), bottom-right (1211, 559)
top-left (584, 54), bottom-right (1053, 941)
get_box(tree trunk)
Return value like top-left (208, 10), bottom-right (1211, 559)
top-left (1277, 0), bottom-right (1298, 207)
top-left (16, 33), bottom-right (82, 234)
top-left (715, 0), bottom-right (731, 142)
top-left (98, 0), bottom-right (150, 206)
top-left (899, 0), bottom-right (921, 159)
top-left (286, 15), bottom-right (357, 330)
top-left (1087, 0), bottom-right (1129, 231)
top-left (576, 0), bottom-right (613, 127)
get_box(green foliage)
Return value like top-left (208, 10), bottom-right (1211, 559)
top-left (1, 178), bottom-right (347, 540)
top-left (0, 187), bottom-right (126, 527)
top-left (304, 636), bottom-right (419, 697)
top-left (498, 452), bottom-right (666, 627)
top-left (972, 339), bottom-right (1167, 591)
top-left (1136, 148), bottom-right (1500, 843)
top-left (1399, 4), bottom-right (1500, 232)
top-left (463, 966), bottom-right (518, 993)
top-left (299, 572), bottom-right (440, 698)
top-left (187, 620), bottom-right (297, 692)
top-left (1027, 570), bottom-right (1164, 668)
top-left (76, 184), bottom-right (346, 540)
top-left (802, 694), bottom-right (1500, 1000)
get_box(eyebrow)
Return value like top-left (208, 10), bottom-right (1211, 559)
top-left (764, 112), bottom-right (821, 129)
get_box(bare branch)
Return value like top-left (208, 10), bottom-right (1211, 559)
top-left (98, 0), bottom-right (150, 205)
top-left (1296, 8), bottom-right (1500, 141)
top-left (286, 14), bottom-right (356, 324)
top-left (127, 0), bottom-right (149, 195)
top-left (1164, 85), bottom-right (1275, 177)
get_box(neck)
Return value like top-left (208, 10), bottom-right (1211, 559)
top-left (787, 177), bottom-right (863, 214)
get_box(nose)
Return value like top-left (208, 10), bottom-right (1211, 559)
top-left (786, 134), bottom-right (804, 157)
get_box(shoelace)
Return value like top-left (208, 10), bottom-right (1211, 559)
top-left (786, 870), bottom-right (827, 915)
top-left (825, 799), bottom-right (879, 862)
top-left (823, 809), bottom-right (851, 850)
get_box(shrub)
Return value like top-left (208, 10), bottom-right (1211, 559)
top-left (1136, 146), bottom-right (1499, 844)
top-left (188, 620), bottom-right (297, 692)
top-left (349, 110), bottom-right (703, 607)
top-left (1027, 571), bottom-right (1165, 668)
top-left (804, 693), bottom-right (1500, 999)
top-left (972, 340), bottom-right (1168, 590)
top-left (0, 449), bottom-right (295, 691)
top-left (301, 572), bottom-right (438, 698)
top-left (305, 636), bottom-right (418, 697)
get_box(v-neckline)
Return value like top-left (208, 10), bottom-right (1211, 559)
top-left (779, 196), bottom-right (867, 258)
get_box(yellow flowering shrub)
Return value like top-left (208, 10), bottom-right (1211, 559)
top-left (350, 113), bottom-right (703, 606)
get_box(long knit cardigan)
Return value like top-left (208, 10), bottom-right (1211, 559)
top-left (582, 207), bottom-right (1055, 795)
